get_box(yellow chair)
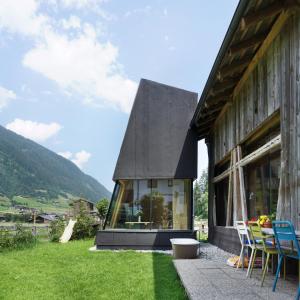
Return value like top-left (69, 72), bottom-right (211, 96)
top-left (248, 221), bottom-right (279, 287)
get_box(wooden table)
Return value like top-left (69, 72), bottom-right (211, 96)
top-left (125, 221), bottom-right (152, 229)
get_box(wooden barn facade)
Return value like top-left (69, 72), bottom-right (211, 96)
top-left (192, 0), bottom-right (300, 253)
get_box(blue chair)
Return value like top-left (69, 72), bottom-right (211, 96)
top-left (272, 221), bottom-right (300, 299)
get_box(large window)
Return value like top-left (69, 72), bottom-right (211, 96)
top-left (245, 152), bottom-right (280, 218)
top-left (105, 179), bottom-right (192, 230)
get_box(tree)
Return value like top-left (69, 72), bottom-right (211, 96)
top-left (96, 198), bottom-right (109, 229)
top-left (72, 200), bottom-right (94, 239)
top-left (194, 169), bottom-right (208, 219)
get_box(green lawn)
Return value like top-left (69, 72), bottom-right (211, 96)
top-left (0, 240), bottom-right (187, 300)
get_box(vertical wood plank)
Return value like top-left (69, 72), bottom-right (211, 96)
top-left (237, 146), bottom-right (248, 221)
top-left (226, 151), bottom-right (233, 226)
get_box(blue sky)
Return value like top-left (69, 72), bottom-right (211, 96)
top-left (0, 0), bottom-right (239, 192)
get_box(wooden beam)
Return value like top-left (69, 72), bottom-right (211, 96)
top-left (218, 56), bottom-right (252, 79)
top-left (229, 33), bottom-right (267, 56)
top-left (226, 151), bottom-right (233, 226)
top-left (212, 101), bottom-right (232, 129)
top-left (240, 2), bottom-right (284, 30)
top-left (232, 149), bottom-right (238, 223)
top-left (237, 146), bottom-right (248, 221)
top-left (234, 10), bottom-right (290, 98)
top-left (213, 134), bottom-right (281, 183)
top-left (200, 105), bottom-right (223, 118)
top-left (209, 78), bottom-right (238, 96)
top-left (196, 116), bottom-right (216, 128)
top-left (204, 90), bottom-right (232, 107)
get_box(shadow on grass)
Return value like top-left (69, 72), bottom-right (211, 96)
top-left (152, 252), bottom-right (188, 300)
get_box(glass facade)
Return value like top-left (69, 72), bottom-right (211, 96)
top-left (105, 179), bottom-right (192, 230)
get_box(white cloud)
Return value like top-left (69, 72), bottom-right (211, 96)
top-left (61, 15), bottom-right (81, 29)
top-left (58, 150), bottom-right (91, 169)
top-left (163, 8), bottom-right (168, 16)
top-left (0, 85), bottom-right (16, 110)
top-left (59, 0), bottom-right (107, 9)
top-left (6, 119), bottom-right (62, 142)
top-left (0, 0), bottom-right (136, 113)
top-left (72, 150), bottom-right (91, 169)
top-left (23, 25), bottom-right (137, 113)
top-left (48, 0), bottom-right (114, 20)
top-left (0, 0), bottom-right (48, 36)
top-left (58, 151), bottom-right (72, 159)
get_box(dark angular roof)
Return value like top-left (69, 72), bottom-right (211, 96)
top-left (113, 79), bottom-right (198, 180)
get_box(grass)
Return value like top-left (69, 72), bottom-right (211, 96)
top-left (197, 231), bottom-right (208, 242)
top-left (0, 239), bottom-right (187, 300)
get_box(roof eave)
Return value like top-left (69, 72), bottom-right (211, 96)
top-left (191, 0), bottom-right (249, 128)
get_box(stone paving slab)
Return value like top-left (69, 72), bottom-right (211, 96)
top-left (173, 243), bottom-right (298, 300)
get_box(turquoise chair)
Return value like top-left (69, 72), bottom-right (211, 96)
top-left (272, 221), bottom-right (300, 300)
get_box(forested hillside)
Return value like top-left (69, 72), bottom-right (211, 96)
top-left (0, 125), bottom-right (111, 205)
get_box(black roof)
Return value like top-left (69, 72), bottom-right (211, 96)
top-left (113, 79), bottom-right (198, 180)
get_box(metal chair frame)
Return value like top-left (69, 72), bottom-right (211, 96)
top-left (272, 220), bottom-right (300, 300)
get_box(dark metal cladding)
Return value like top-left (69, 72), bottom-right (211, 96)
top-left (113, 79), bottom-right (198, 180)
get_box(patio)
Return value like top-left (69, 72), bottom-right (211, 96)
top-left (174, 242), bottom-right (298, 300)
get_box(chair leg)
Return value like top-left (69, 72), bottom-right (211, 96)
top-left (284, 257), bottom-right (286, 280)
top-left (261, 252), bottom-right (270, 287)
top-left (247, 248), bottom-right (254, 277)
top-left (237, 245), bottom-right (244, 269)
top-left (242, 246), bottom-right (245, 270)
top-left (249, 249), bottom-right (257, 278)
top-left (296, 286), bottom-right (300, 300)
top-left (272, 255), bottom-right (283, 292)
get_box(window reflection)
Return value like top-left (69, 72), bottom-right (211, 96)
top-left (105, 179), bottom-right (192, 230)
top-left (246, 152), bottom-right (280, 218)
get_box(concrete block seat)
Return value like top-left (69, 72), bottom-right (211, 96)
top-left (170, 238), bottom-right (200, 259)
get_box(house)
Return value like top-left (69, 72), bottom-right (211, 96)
top-left (35, 214), bottom-right (58, 224)
top-left (97, 79), bottom-right (198, 249)
top-left (71, 198), bottom-right (97, 216)
top-left (192, 0), bottom-right (300, 253)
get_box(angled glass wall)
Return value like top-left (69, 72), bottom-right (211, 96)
top-left (105, 179), bottom-right (192, 230)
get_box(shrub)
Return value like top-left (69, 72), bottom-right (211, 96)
top-left (96, 198), bottom-right (109, 229)
top-left (0, 229), bottom-right (13, 251)
top-left (49, 218), bottom-right (65, 242)
top-left (13, 224), bottom-right (36, 248)
top-left (0, 224), bottom-right (36, 252)
top-left (72, 201), bottom-right (95, 240)
top-left (72, 214), bottom-right (94, 240)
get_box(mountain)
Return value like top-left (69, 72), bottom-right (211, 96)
top-left (0, 125), bottom-right (111, 206)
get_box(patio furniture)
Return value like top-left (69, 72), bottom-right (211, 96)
top-left (272, 221), bottom-right (300, 299)
top-left (170, 238), bottom-right (200, 259)
top-left (236, 221), bottom-right (262, 275)
top-left (248, 221), bottom-right (279, 286)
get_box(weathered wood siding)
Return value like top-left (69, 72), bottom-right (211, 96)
top-left (211, 13), bottom-right (300, 230)
top-left (279, 13), bottom-right (300, 229)
top-left (213, 15), bottom-right (296, 163)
